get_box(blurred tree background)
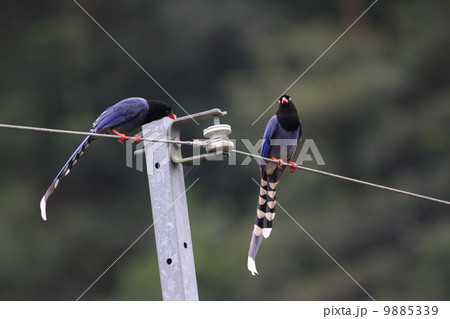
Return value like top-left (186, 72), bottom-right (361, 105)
top-left (0, 0), bottom-right (448, 300)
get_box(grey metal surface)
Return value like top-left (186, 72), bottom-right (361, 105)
top-left (168, 108), bottom-right (229, 165)
top-left (142, 117), bottom-right (199, 301)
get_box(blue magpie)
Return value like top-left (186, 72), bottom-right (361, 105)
top-left (40, 97), bottom-right (175, 221)
top-left (248, 95), bottom-right (302, 275)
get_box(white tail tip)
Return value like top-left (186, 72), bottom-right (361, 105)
top-left (40, 196), bottom-right (47, 221)
top-left (262, 228), bottom-right (272, 238)
top-left (247, 257), bottom-right (259, 276)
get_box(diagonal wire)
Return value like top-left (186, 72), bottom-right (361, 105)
top-left (72, 0), bottom-right (198, 124)
top-left (253, 178), bottom-right (376, 301)
top-left (76, 177), bottom-right (200, 301)
top-left (235, 149), bottom-right (450, 206)
top-left (279, 202), bottom-right (376, 301)
top-left (251, 0), bottom-right (379, 125)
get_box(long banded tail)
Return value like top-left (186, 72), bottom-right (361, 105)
top-left (248, 176), bottom-right (277, 275)
top-left (40, 135), bottom-right (95, 221)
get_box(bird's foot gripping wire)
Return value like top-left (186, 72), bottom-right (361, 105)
top-left (287, 160), bottom-right (298, 172)
top-left (271, 157), bottom-right (286, 169)
top-left (111, 129), bottom-right (142, 144)
top-left (128, 135), bottom-right (142, 143)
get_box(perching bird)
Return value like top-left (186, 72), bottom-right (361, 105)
top-left (248, 94), bottom-right (302, 275)
top-left (40, 97), bottom-right (175, 221)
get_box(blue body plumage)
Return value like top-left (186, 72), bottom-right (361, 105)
top-left (248, 95), bottom-right (302, 275)
top-left (40, 97), bottom-right (174, 221)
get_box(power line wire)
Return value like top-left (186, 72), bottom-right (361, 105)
top-left (0, 123), bottom-right (200, 146)
top-left (1, 122), bottom-right (449, 206)
top-left (231, 149), bottom-right (450, 206)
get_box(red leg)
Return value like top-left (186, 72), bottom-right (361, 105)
top-left (287, 160), bottom-right (298, 172)
top-left (111, 129), bottom-right (142, 144)
top-left (271, 157), bottom-right (285, 169)
top-left (111, 129), bottom-right (128, 144)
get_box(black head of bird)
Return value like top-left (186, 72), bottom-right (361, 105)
top-left (276, 94), bottom-right (299, 131)
top-left (279, 94), bottom-right (291, 105)
top-left (146, 100), bottom-right (176, 122)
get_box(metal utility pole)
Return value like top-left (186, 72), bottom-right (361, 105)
top-left (142, 117), bottom-right (199, 301)
top-left (141, 110), bottom-right (232, 301)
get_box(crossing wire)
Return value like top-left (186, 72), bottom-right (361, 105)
top-left (1, 122), bottom-right (449, 206)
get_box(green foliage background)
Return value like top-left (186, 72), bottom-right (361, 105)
top-left (0, 0), bottom-right (448, 300)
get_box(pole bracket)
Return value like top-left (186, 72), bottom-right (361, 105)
top-left (169, 108), bottom-right (234, 165)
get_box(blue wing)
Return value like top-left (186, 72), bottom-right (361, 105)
top-left (260, 116), bottom-right (302, 163)
top-left (260, 116), bottom-right (279, 158)
top-left (92, 97), bottom-right (148, 133)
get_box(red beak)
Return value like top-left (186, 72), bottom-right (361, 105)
top-left (168, 113), bottom-right (176, 120)
top-left (281, 97), bottom-right (289, 104)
